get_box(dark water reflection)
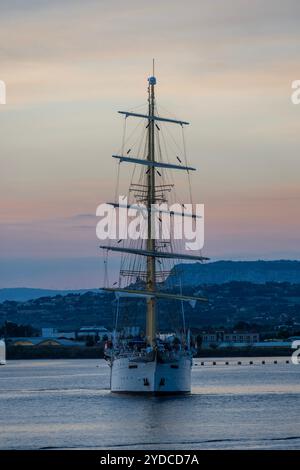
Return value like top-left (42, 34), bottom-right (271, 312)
top-left (0, 358), bottom-right (299, 449)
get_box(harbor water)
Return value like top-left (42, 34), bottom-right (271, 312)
top-left (0, 358), bottom-right (299, 449)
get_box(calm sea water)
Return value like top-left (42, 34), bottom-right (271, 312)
top-left (0, 358), bottom-right (299, 450)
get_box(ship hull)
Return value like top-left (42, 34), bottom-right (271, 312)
top-left (110, 355), bottom-right (192, 394)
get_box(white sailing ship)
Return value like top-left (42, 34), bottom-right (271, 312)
top-left (101, 65), bottom-right (208, 394)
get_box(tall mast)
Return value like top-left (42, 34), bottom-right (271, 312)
top-left (146, 62), bottom-right (156, 345)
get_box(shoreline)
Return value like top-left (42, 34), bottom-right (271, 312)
top-left (5, 345), bottom-right (293, 360)
top-left (196, 347), bottom-right (293, 357)
top-left (6, 345), bottom-right (104, 360)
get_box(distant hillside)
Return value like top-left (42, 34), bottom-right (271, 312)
top-left (170, 260), bottom-right (300, 286)
top-left (0, 288), bottom-right (100, 302)
top-left (0, 282), bottom-right (299, 331)
top-left (2, 261), bottom-right (300, 302)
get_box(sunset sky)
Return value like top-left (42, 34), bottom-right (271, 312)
top-left (1, 0), bottom-right (299, 288)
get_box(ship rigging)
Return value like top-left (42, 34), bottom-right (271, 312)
top-left (100, 63), bottom-right (208, 394)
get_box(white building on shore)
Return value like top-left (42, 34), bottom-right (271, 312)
top-left (202, 331), bottom-right (260, 349)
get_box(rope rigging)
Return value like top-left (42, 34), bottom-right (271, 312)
top-left (101, 90), bottom-right (205, 339)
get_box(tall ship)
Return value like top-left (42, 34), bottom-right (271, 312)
top-left (100, 65), bottom-right (208, 394)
